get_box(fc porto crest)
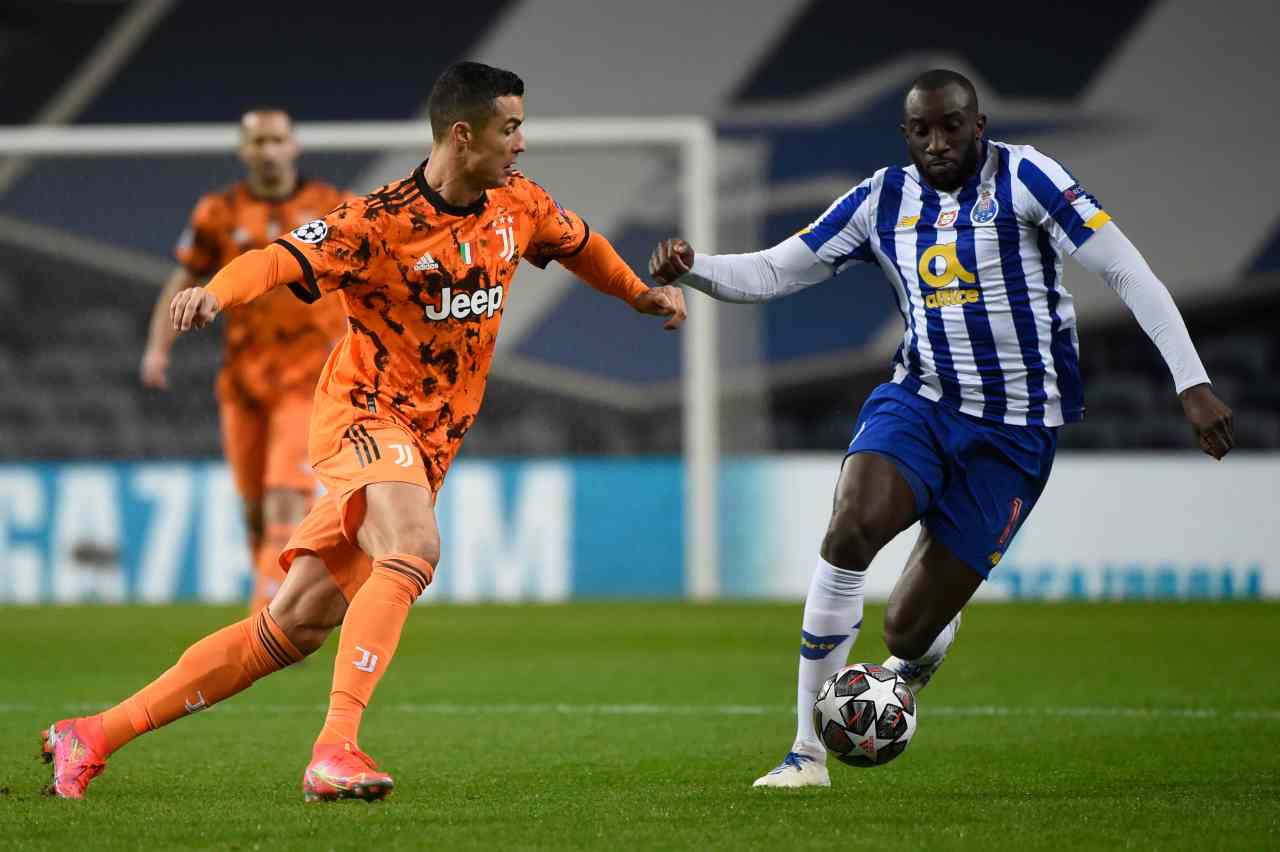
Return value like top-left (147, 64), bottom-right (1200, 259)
top-left (971, 191), bottom-right (999, 224)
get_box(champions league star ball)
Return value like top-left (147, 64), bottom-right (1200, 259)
top-left (813, 663), bottom-right (917, 767)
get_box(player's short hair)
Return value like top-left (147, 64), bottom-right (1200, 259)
top-left (428, 61), bottom-right (525, 141)
top-left (239, 108), bottom-right (293, 137)
top-left (905, 69), bottom-right (979, 114)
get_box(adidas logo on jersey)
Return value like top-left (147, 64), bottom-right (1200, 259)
top-left (414, 251), bottom-right (439, 271)
top-left (424, 284), bottom-right (504, 322)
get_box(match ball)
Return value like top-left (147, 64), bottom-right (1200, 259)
top-left (813, 663), bottom-right (917, 767)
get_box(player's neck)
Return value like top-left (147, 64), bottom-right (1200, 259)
top-left (246, 170), bottom-right (298, 202)
top-left (422, 156), bottom-right (487, 209)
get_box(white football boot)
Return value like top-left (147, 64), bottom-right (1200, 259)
top-left (752, 741), bottom-right (830, 788)
top-left (882, 613), bottom-right (961, 693)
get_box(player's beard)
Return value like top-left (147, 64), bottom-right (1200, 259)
top-left (917, 141), bottom-right (980, 193)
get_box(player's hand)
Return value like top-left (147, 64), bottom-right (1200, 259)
top-left (1180, 383), bottom-right (1234, 459)
top-left (649, 238), bottom-right (694, 285)
top-left (634, 285), bottom-right (687, 330)
top-left (170, 287), bottom-right (220, 333)
top-left (140, 346), bottom-right (170, 390)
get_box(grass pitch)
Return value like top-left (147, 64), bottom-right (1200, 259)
top-left (1, 602), bottom-right (1278, 850)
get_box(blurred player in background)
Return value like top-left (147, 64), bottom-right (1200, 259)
top-left (651, 69), bottom-right (1234, 788)
top-left (140, 108), bottom-right (347, 613)
top-left (43, 61), bottom-right (686, 802)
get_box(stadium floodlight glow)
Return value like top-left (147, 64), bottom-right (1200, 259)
top-left (0, 118), bottom-right (720, 599)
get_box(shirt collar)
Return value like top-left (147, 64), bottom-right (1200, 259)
top-left (413, 160), bottom-right (488, 217)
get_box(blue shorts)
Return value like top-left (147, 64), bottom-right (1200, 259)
top-left (847, 383), bottom-right (1057, 578)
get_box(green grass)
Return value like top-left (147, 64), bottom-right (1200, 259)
top-left (2, 602), bottom-right (1278, 850)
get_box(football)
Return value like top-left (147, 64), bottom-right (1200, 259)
top-left (813, 663), bottom-right (917, 767)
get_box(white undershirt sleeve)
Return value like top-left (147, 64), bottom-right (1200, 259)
top-left (679, 235), bottom-right (834, 303)
top-left (1072, 221), bottom-right (1210, 394)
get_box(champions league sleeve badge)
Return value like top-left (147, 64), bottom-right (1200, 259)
top-left (971, 191), bottom-right (999, 224)
top-left (290, 219), bottom-right (329, 244)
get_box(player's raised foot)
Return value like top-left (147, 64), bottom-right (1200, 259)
top-left (303, 742), bottom-right (394, 803)
top-left (881, 654), bottom-right (946, 694)
top-left (752, 742), bottom-right (830, 789)
top-left (40, 717), bottom-right (108, 799)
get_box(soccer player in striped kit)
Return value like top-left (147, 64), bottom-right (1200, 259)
top-left (650, 69), bottom-right (1234, 788)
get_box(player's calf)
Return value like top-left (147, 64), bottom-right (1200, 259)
top-left (268, 555), bottom-right (349, 654)
top-left (883, 613), bottom-right (961, 693)
top-left (882, 611), bottom-right (937, 662)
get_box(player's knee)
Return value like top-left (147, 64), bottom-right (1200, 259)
top-left (268, 559), bottom-right (347, 655)
top-left (400, 530), bottom-right (441, 567)
top-left (820, 509), bottom-right (888, 570)
top-left (272, 604), bottom-right (338, 656)
top-left (370, 521), bottom-right (441, 567)
top-left (270, 604), bottom-right (331, 656)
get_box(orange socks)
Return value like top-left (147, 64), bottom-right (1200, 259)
top-left (93, 553), bottom-right (433, 758)
top-left (316, 555), bottom-right (433, 748)
top-left (249, 523), bottom-right (292, 614)
top-left (98, 608), bottom-right (303, 755)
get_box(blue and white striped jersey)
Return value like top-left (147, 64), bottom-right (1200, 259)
top-left (799, 141), bottom-right (1110, 427)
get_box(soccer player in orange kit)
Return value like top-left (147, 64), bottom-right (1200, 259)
top-left (42, 61), bottom-right (686, 802)
top-left (141, 108), bottom-right (347, 613)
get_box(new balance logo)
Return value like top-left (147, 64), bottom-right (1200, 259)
top-left (184, 690), bottom-right (208, 714)
top-left (414, 251), bottom-right (438, 271)
top-left (354, 646), bottom-right (378, 673)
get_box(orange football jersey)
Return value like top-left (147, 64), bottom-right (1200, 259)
top-left (274, 163), bottom-right (589, 488)
top-left (176, 179), bottom-right (348, 401)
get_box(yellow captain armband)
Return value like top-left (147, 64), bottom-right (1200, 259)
top-left (1084, 211), bottom-right (1112, 230)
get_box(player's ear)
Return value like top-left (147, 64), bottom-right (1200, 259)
top-left (450, 120), bottom-right (473, 149)
top-left (974, 113), bottom-right (987, 138)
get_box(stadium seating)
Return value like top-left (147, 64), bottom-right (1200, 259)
top-left (2, 0), bottom-right (1275, 459)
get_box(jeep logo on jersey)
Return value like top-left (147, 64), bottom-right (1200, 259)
top-left (291, 219), bottom-right (328, 243)
top-left (424, 284), bottom-right (504, 321)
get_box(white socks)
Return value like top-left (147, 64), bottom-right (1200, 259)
top-left (794, 557), bottom-right (865, 751)
top-left (915, 613), bottom-right (960, 666)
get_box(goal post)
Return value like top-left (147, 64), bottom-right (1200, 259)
top-left (0, 118), bottom-right (721, 599)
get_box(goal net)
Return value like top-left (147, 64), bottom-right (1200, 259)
top-left (0, 119), bottom-right (721, 601)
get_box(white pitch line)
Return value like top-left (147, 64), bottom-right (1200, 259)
top-left (3, 702), bottom-right (1279, 721)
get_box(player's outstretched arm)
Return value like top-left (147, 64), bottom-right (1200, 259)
top-left (1073, 221), bottom-right (1234, 459)
top-left (170, 242), bottom-right (304, 334)
top-left (649, 236), bottom-right (833, 303)
top-left (142, 266), bottom-right (200, 388)
top-left (558, 231), bottom-right (687, 330)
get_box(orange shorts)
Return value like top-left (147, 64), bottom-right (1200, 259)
top-left (218, 387), bottom-right (314, 504)
top-left (279, 419), bottom-right (433, 602)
